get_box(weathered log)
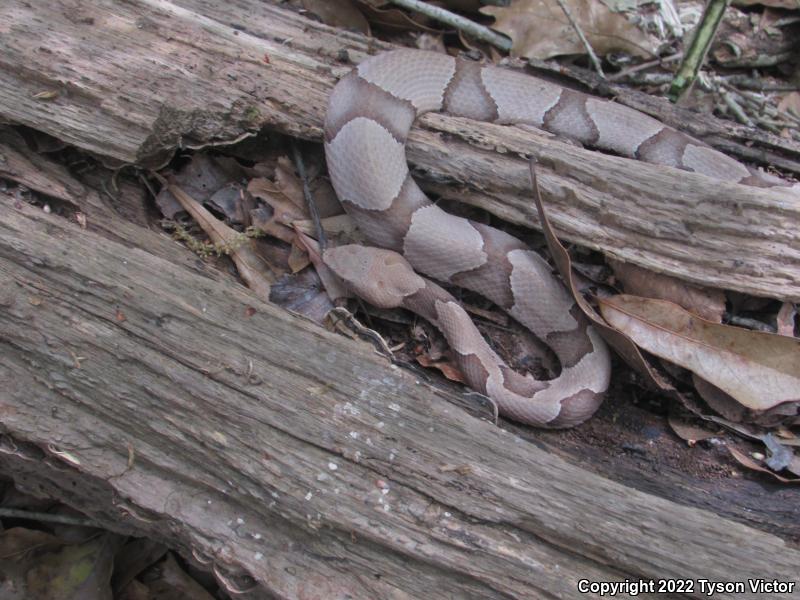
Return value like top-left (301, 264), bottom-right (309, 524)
top-left (1, 0), bottom-right (798, 300)
top-left (2, 197), bottom-right (799, 599)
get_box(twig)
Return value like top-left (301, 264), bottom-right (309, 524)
top-left (668, 0), bottom-right (731, 101)
top-left (555, 0), bottom-right (605, 78)
top-left (386, 0), bottom-right (511, 52)
top-left (607, 52), bottom-right (682, 82)
top-left (719, 88), bottom-right (753, 127)
top-left (290, 140), bottom-right (327, 252)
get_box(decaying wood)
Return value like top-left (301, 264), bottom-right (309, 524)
top-left (1, 199), bottom-right (799, 599)
top-left (1, 0), bottom-right (798, 300)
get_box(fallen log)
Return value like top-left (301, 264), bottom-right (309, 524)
top-left (2, 198), bottom-right (799, 599)
top-left (0, 0), bottom-right (798, 299)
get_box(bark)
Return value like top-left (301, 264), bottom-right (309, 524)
top-left (0, 0), bottom-right (798, 300)
top-left (1, 198), bottom-right (799, 599)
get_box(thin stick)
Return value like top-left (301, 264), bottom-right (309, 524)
top-left (387, 0), bottom-right (511, 52)
top-left (555, 0), bottom-right (605, 78)
top-left (607, 52), bottom-right (682, 82)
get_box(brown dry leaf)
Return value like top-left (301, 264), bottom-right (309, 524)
top-left (667, 413), bottom-right (719, 445)
top-left (530, 164), bottom-right (675, 392)
top-left (608, 258), bottom-right (725, 322)
top-left (154, 155), bottom-right (245, 219)
top-left (301, 0), bottom-right (370, 34)
top-left (776, 302), bottom-right (797, 337)
top-left (778, 92), bottom-right (800, 118)
top-left (355, 0), bottom-right (440, 32)
top-left (248, 177), bottom-right (309, 243)
top-left (293, 214), bottom-right (359, 240)
top-left (154, 173), bottom-right (273, 302)
top-left (414, 32), bottom-right (447, 53)
top-left (416, 354), bottom-right (468, 384)
top-left (481, 0), bottom-right (659, 60)
top-left (692, 374), bottom-right (748, 422)
top-left (729, 447), bottom-right (800, 484)
top-left (288, 240), bottom-right (311, 273)
top-left (295, 230), bottom-right (350, 302)
top-left (598, 294), bottom-right (800, 412)
top-left (274, 157), bottom-right (306, 210)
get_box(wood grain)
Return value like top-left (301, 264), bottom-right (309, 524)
top-left (1, 198), bottom-right (799, 598)
top-left (0, 0), bottom-right (797, 300)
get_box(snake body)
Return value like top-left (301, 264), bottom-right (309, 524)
top-left (322, 49), bottom-right (785, 427)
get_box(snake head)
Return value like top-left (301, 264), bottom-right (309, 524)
top-left (323, 245), bottom-right (426, 309)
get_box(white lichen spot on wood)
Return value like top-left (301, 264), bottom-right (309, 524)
top-left (388, 402), bottom-right (400, 412)
top-left (254, 552), bottom-right (263, 560)
top-left (328, 462), bottom-right (338, 471)
top-left (212, 431), bottom-right (228, 446)
top-left (305, 492), bottom-right (313, 501)
top-left (336, 402), bottom-right (361, 416)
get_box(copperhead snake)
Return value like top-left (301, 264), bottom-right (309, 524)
top-left (321, 49), bottom-right (789, 428)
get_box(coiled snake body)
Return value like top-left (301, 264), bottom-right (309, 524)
top-left (322, 49), bottom-right (785, 428)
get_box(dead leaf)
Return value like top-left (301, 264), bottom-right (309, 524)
top-left (530, 164), bottom-right (675, 392)
top-left (778, 91), bottom-right (800, 118)
top-left (270, 269), bottom-right (334, 324)
top-left (355, 0), bottom-right (440, 32)
top-left (416, 354), bottom-right (468, 384)
top-left (608, 258), bottom-right (725, 322)
top-left (301, 0), bottom-right (370, 34)
top-left (293, 214), bottom-right (358, 239)
top-left (153, 173), bottom-right (274, 302)
top-left (154, 155), bottom-right (244, 219)
top-left (692, 374), bottom-right (747, 422)
top-left (248, 178), bottom-right (308, 243)
top-left (287, 240), bottom-right (311, 273)
top-left (295, 230), bottom-right (350, 302)
top-left (481, 0), bottom-right (659, 60)
top-left (598, 294), bottom-right (800, 412)
top-left (668, 413), bottom-right (719, 445)
top-left (776, 302), bottom-right (797, 337)
top-left (729, 447), bottom-right (800, 484)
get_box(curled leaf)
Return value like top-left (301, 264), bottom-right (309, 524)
top-left (599, 294), bottom-right (800, 412)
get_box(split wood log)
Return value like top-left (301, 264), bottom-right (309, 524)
top-left (2, 198), bottom-right (800, 599)
top-left (3, 129), bottom-right (798, 543)
top-left (0, 0), bottom-right (798, 300)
